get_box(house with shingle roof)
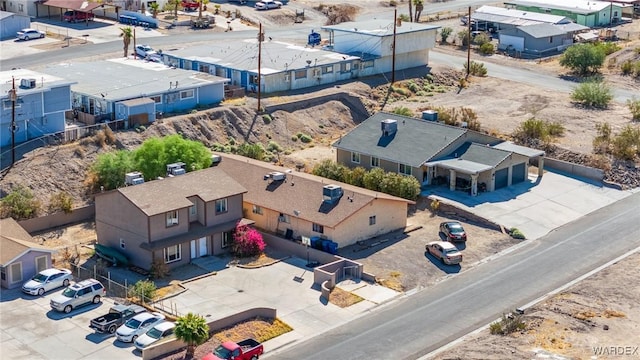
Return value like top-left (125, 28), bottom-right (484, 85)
top-left (1, 218), bottom-right (55, 289)
top-left (215, 153), bottom-right (413, 248)
top-left (95, 167), bottom-right (251, 270)
top-left (333, 112), bottom-right (545, 196)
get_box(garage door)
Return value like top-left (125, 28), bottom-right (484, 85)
top-left (512, 163), bottom-right (526, 184)
top-left (499, 34), bottom-right (524, 52)
top-left (495, 168), bottom-right (509, 189)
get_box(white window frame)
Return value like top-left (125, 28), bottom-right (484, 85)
top-left (119, 238), bottom-right (125, 249)
top-left (9, 262), bottom-right (22, 284)
top-left (351, 152), bottom-right (360, 164)
top-left (369, 215), bottom-right (376, 226)
top-left (163, 244), bottom-right (181, 263)
top-left (323, 65), bottom-right (333, 74)
top-left (190, 204), bottom-right (197, 216)
top-left (222, 232), bottom-right (232, 248)
top-left (215, 198), bottom-right (228, 214)
top-left (180, 89), bottom-right (194, 99)
top-left (35, 256), bottom-right (48, 272)
top-left (295, 69), bottom-right (307, 79)
top-left (312, 223), bottom-right (324, 234)
top-left (279, 213), bottom-right (290, 224)
top-left (166, 210), bottom-right (179, 227)
top-left (252, 205), bottom-right (263, 215)
top-left (399, 163), bottom-right (412, 176)
top-left (3, 100), bottom-right (20, 110)
top-left (371, 156), bottom-right (380, 167)
top-left (150, 95), bottom-right (162, 104)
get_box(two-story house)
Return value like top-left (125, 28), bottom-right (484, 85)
top-left (95, 167), bottom-right (249, 270)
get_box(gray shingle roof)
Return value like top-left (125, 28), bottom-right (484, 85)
top-left (118, 167), bottom-right (247, 216)
top-left (332, 112), bottom-right (467, 167)
top-left (517, 23), bottom-right (570, 38)
top-left (459, 143), bottom-right (512, 167)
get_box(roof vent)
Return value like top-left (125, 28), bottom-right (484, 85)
top-left (20, 78), bottom-right (36, 89)
top-left (125, 172), bottom-right (144, 186)
top-left (381, 119), bottom-right (398, 136)
top-left (323, 184), bottom-right (343, 204)
top-left (263, 171), bottom-right (286, 181)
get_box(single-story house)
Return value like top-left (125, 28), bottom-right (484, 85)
top-left (41, 58), bottom-right (228, 126)
top-left (505, 0), bottom-right (622, 27)
top-left (1, 218), bottom-right (55, 289)
top-left (214, 153), bottom-right (413, 249)
top-left (0, 68), bottom-right (75, 148)
top-left (37, 0), bottom-right (121, 22)
top-left (0, 11), bottom-right (30, 39)
top-left (333, 112), bottom-right (545, 196)
top-left (499, 22), bottom-right (588, 54)
top-left (470, 5), bottom-right (580, 32)
top-left (95, 166), bottom-right (251, 270)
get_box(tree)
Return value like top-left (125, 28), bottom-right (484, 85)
top-left (133, 134), bottom-right (212, 180)
top-left (312, 159), bottom-right (348, 182)
top-left (175, 313), bottom-right (209, 358)
top-left (0, 185), bottom-right (40, 220)
top-left (174, 0), bottom-right (180, 18)
top-left (559, 43), bottom-right (606, 76)
top-left (91, 150), bottom-right (135, 190)
top-left (440, 27), bottom-right (453, 44)
top-left (119, 27), bottom-right (133, 58)
top-left (197, 0), bottom-right (209, 19)
top-left (149, 2), bottom-right (159, 18)
top-left (232, 223), bottom-right (265, 257)
top-left (128, 280), bottom-right (157, 303)
top-left (236, 143), bottom-right (265, 161)
top-left (413, 0), bottom-right (423, 22)
top-left (363, 167), bottom-right (385, 191)
top-left (457, 29), bottom-right (470, 47)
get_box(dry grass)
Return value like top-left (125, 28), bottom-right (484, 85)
top-left (603, 309), bottom-right (626, 318)
top-left (573, 310), bottom-right (597, 320)
top-left (236, 248), bottom-right (289, 267)
top-left (212, 317), bottom-right (292, 343)
top-left (221, 97), bottom-right (247, 106)
top-left (376, 271), bottom-right (404, 292)
top-left (328, 287), bottom-right (364, 308)
top-left (155, 283), bottom-right (183, 299)
top-left (533, 319), bottom-right (573, 352)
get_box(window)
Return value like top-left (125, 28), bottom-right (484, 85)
top-left (351, 152), bottom-right (360, 164)
top-left (362, 60), bottom-right (374, 69)
top-left (249, 74), bottom-right (259, 84)
top-left (323, 65), bottom-right (333, 74)
top-left (399, 163), bottom-right (412, 176)
top-left (199, 64), bottom-right (210, 73)
top-left (369, 215), bottom-right (376, 226)
top-left (10, 262), bottom-right (22, 283)
top-left (119, 238), bottom-right (125, 249)
top-left (371, 156), bottom-right (380, 167)
top-left (549, 36), bottom-right (553, 43)
top-left (340, 62), bottom-right (352, 72)
top-left (312, 223), bottom-right (324, 234)
top-left (295, 69), bottom-right (307, 79)
top-left (215, 198), bottom-right (228, 214)
top-left (35, 256), bottom-right (47, 272)
top-left (166, 210), bottom-right (179, 227)
top-left (180, 90), bottom-right (194, 99)
top-left (279, 213), bottom-right (290, 224)
top-left (18, 3), bottom-right (23, 11)
top-left (163, 245), bottom-right (181, 263)
top-left (222, 231), bottom-right (232, 248)
top-left (150, 95), bottom-right (162, 104)
top-left (252, 205), bottom-right (263, 215)
top-left (190, 204), bottom-right (197, 216)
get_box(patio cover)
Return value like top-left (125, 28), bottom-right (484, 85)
top-left (493, 141), bottom-right (545, 158)
top-left (42, 0), bottom-right (119, 12)
top-left (425, 158), bottom-right (494, 175)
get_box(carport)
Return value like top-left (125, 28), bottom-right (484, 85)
top-left (37, 0), bottom-right (120, 22)
top-left (426, 159), bottom-right (493, 197)
top-left (493, 141), bottom-right (545, 180)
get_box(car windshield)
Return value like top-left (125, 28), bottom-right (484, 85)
top-left (449, 224), bottom-right (464, 233)
top-left (126, 318), bottom-right (142, 329)
top-left (147, 327), bottom-right (163, 339)
top-left (443, 248), bottom-right (459, 255)
top-left (213, 345), bottom-right (232, 359)
top-left (62, 288), bottom-right (77, 297)
top-left (31, 273), bottom-right (48, 283)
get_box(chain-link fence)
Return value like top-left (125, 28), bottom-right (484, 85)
top-left (70, 262), bottom-right (131, 299)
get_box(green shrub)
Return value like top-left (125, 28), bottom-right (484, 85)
top-left (128, 280), bottom-right (157, 303)
top-left (571, 80), bottom-right (613, 109)
top-left (545, 121), bottom-right (565, 137)
top-left (620, 60), bottom-right (635, 75)
top-left (490, 312), bottom-right (527, 335)
top-left (594, 41), bottom-right (621, 55)
top-left (440, 27), bottom-right (453, 44)
top-left (291, 136), bottom-right (298, 142)
top-left (457, 30), bottom-right (469, 47)
top-left (473, 32), bottom-right (491, 46)
top-left (612, 124), bottom-right (640, 160)
top-left (267, 140), bottom-right (283, 153)
top-left (430, 198), bottom-right (440, 213)
top-left (262, 114), bottom-right (272, 124)
top-left (509, 228), bottom-right (526, 240)
top-left (299, 134), bottom-right (313, 143)
top-left (0, 185), bottom-right (40, 220)
top-left (236, 143), bottom-right (265, 160)
top-left (479, 42), bottom-right (495, 55)
top-left (392, 106), bottom-right (413, 116)
top-left (48, 192), bottom-right (73, 214)
top-left (593, 122), bottom-right (612, 154)
top-left (464, 61), bottom-right (488, 77)
top-left (627, 97), bottom-right (640, 121)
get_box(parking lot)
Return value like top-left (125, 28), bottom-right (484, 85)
top-left (0, 287), bottom-right (138, 360)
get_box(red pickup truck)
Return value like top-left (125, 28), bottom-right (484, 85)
top-left (63, 10), bottom-right (95, 22)
top-left (202, 339), bottom-right (264, 360)
top-left (181, 1), bottom-right (199, 11)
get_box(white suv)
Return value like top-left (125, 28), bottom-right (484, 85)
top-left (50, 279), bottom-right (105, 313)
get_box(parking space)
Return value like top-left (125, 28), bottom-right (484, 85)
top-left (0, 287), bottom-right (138, 360)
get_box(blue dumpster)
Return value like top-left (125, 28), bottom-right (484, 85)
top-left (310, 236), bottom-right (321, 249)
top-left (321, 240), bottom-right (330, 252)
top-left (327, 241), bottom-right (338, 255)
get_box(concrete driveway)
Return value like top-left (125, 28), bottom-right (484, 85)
top-left (424, 169), bottom-right (637, 240)
top-left (0, 287), bottom-right (137, 360)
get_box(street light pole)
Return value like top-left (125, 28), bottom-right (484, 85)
top-left (8, 76), bottom-right (18, 166)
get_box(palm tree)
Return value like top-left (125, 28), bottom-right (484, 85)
top-left (414, 0), bottom-right (423, 22)
top-left (408, 0), bottom-right (413, 23)
top-left (197, 0), bottom-right (209, 20)
top-left (119, 27), bottom-right (133, 58)
top-left (149, 2), bottom-right (159, 18)
top-left (175, 313), bottom-right (209, 358)
top-left (174, 0), bottom-right (179, 18)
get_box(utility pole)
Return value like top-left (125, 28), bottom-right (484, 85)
top-left (257, 23), bottom-right (264, 113)
top-left (133, 27), bottom-right (137, 59)
top-left (8, 76), bottom-right (18, 166)
top-left (466, 6), bottom-right (471, 78)
top-left (391, 9), bottom-right (397, 85)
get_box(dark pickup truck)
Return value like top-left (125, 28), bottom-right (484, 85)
top-left (89, 304), bottom-right (146, 334)
top-left (202, 338), bottom-right (264, 360)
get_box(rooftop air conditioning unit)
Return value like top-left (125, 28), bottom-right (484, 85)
top-left (20, 78), bottom-right (36, 89)
top-left (166, 162), bottom-right (186, 176)
top-left (323, 184), bottom-right (343, 204)
top-left (210, 154), bottom-right (222, 167)
top-left (263, 171), bottom-right (286, 182)
top-left (125, 171), bottom-right (145, 186)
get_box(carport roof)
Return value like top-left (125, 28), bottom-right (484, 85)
top-left (493, 141), bottom-right (545, 157)
top-left (516, 23), bottom-right (573, 38)
top-left (321, 18), bottom-right (439, 36)
top-left (41, 0), bottom-right (119, 12)
top-left (473, 5), bottom-right (570, 25)
top-left (426, 159), bottom-right (493, 174)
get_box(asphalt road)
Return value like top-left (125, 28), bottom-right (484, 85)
top-left (266, 191), bottom-right (640, 360)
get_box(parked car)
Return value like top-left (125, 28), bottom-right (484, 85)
top-left (255, 0), bottom-right (282, 10)
top-left (50, 278), bottom-right (105, 313)
top-left (181, 0), bottom-right (199, 11)
top-left (135, 44), bottom-right (162, 62)
top-left (202, 338), bottom-right (264, 360)
top-left (22, 268), bottom-right (73, 296)
top-left (439, 221), bottom-right (467, 242)
top-left (116, 312), bottom-right (166, 343)
top-left (90, 304), bottom-right (146, 334)
top-left (134, 321), bottom-right (176, 350)
top-left (63, 10), bottom-right (95, 22)
top-left (16, 28), bottom-right (45, 41)
top-left (426, 241), bottom-right (463, 265)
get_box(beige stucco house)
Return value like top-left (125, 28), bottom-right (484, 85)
top-left (95, 167), bottom-right (250, 270)
top-left (333, 112), bottom-right (545, 196)
top-left (215, 153), bottom-right (414, 249)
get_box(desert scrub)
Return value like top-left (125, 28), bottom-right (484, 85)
top-left (490, 312), bottom-right (526, 335)
top-left (571, 79), bottom-right (613, 109)
top-left (509, 228), bottom-right (526, 240)
top-left (262, 114), bottom-right (272, 124)
top-left (296, 132), bottom-right (313, 143)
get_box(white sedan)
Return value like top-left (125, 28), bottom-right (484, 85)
top-left (134, 321), bottom-right (176, 350)
top-left (16, 28), bottom-right (45, 41)
top-left (255, 0), bottom-right (282, 10)
top-left (22, 268), bottom-right (73, 296)
top-left (116, 312), bottom-right (166, 343)
top-left (135, 44), bottom-right (154, 58)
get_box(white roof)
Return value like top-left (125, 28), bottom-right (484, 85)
top-left (474, 5), bottom-right (570, 24)
top-left (506, 0), bottom-right (613, 13)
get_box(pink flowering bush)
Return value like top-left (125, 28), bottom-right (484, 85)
top-left (232, 222), bottom-right (266, 257)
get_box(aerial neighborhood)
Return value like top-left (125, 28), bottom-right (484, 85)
top-left (1, 0), bottom-right (640, 359)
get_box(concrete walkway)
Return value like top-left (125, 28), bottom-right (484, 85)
top-left (422, 170), bottom-right (637, 240)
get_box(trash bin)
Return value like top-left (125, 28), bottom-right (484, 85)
top-left (327, 241), bottom-right (338, 255)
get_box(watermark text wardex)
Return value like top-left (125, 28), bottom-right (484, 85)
top-left (593, 346), bottom-right (639, 356)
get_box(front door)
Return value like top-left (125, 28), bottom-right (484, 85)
top-left (198, 237), bottom-right (207, 257)
top-left (190, 240), bottom-right (197, 260)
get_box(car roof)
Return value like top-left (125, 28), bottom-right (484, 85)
top-left (132, 312), bottom-right (155, 321)
top-left (72, 278), bottom-right (101, 289)
top-left (21, 28), bottom-right (37, 31)
top-left (39, 268), bottom-right (64, 276)
top-left (429, 241), bottom-right (457, 249)
top-left (153, 321), bottom-right (176, 331)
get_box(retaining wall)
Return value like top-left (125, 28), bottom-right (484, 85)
top-left (532, 157), bottom-right (604, 182)
top-left (262, 233), bottom-right (337, 264)
top-left (19, 204), bottom-right (95, 233)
